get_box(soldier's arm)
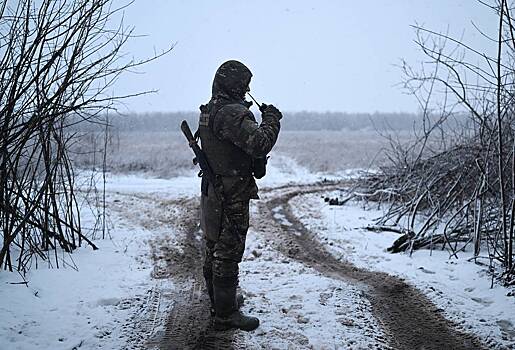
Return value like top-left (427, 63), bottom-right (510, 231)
top-left (214, 104), bottom-right (281, 157)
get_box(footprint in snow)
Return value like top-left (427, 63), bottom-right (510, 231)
top-left (418, 266), bottom-right (436, 274)
top-left (470, 296), bottom-right (494, 306)
top-left (496, 319), bottom-right (515, 339)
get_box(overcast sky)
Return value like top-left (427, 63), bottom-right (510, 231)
top-left (112, 0), bottom-right (496, 114)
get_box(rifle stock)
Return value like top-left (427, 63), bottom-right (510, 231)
top-left (181, 120), bottom-right (217, 194)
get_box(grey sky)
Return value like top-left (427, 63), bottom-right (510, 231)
top-left (113, 0), bottom-right (496, 113)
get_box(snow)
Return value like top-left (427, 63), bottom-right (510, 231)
top-left (1, 159), bottom-right (514, 349)
top-left (0, 222), bottom-right (156, 349)
top-left (76, 170), bottom-right (200, 198)
top-left (0, 188), bottom-right (177, 350)
top-left (238, 225), bottom-right (389, 349)
top-left (290, 192), bottom-right (515, 349)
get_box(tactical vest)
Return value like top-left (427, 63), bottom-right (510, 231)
top-left (198, 106), bottom-right (253, 177)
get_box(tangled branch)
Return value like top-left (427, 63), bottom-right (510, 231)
top-left (360, 0), bottom-right (515, 284)
top-left (0, 0), bottom-right (172, 273)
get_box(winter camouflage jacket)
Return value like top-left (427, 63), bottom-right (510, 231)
top-left (198, 60), bottom-right (281, 204)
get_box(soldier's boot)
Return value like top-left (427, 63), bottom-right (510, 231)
top-left (213, 283), bottom-right (259, 331)
top-left (204, 268), bottom-right (244, 316)
top-left (208, 293), bottom-right (245, 317)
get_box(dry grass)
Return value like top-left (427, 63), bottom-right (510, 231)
top-left (72, 129), bottom-right (413, 177)
top-left (274, 130), bottom-right (410, 173)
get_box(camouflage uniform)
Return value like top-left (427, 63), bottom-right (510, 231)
top-left (198, 60), bottom-right (281, 330)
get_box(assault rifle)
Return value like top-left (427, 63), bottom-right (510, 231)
top-left (180, 120), bottom-right (242, 244)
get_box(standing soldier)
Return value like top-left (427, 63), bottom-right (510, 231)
top-left (198, 60), bottom-right (282, 331)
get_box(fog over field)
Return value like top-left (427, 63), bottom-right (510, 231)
top-left (103, 111), bottom-right (421, 132)
top-left (70, 109), bottom-right (474, 178)
top-left (71, 111), bottom-right (428, 177)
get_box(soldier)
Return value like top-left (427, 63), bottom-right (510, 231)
top-left (198, 60), bottom-right (282, 331)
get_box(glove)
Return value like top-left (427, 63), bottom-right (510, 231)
top-left (252, 156), bottom-right (268, 179)
top-left (260, 104), bottom-right (282, 120)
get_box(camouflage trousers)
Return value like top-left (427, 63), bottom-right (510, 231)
top-left (201, 189), bottom-right (249, 287)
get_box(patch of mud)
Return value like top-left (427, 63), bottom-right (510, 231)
top-left (110, 193), bottom-right (245, 349)
top-left (257, 184), bottom-right (487, 350)
top-left (109, 181), bottom-right (491, 349)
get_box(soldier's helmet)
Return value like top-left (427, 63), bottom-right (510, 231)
top-left (212, 60), bottom-right (252, 100)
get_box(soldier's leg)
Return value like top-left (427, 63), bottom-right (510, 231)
top-left (204, 241), bottom-right (244, 315)
top-left (203, 240), bottom-right (216, 310)
top-left (201, 192), bottom-right (243, 315)
top-left (212, 200), bottom-right (249, 285)
top-left (212, 200), bottom-right (259, 331)
top-left (200, 188), bottom-right (222, 312)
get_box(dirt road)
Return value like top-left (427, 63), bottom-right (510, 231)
top-left (257, 184), bottom-right (486, 350)
top-left (111, 182), bottom-right (488, 349)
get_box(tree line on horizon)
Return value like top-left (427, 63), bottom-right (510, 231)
top-left (71, 110), bottom-right (470, 133)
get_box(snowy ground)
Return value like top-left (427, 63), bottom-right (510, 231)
top-left (0, 209), bottom-right (156, 350)
top-left (290, 192), bottom-right (515, 349)
top-left (0, 173), bottom-right (195, 350)
top-left (0, 157), bottom-right (513, 349)
top-left (238, 216), bottom-right (389, 349)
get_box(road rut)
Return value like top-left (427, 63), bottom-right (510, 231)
top-left (112, 182), bottom-right (490, 349)
top-left (257, 183), bottom-right (486, 350)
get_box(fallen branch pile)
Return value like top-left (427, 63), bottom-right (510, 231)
top-left (359, 0), bottom-right (515, 283)
top-left (363, 140), bottom-right (510, 256)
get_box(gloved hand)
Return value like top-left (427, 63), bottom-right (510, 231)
top-left (252, 156), bottom-right (268, 179)
top-left (260, 104), bottom-right (282, 120)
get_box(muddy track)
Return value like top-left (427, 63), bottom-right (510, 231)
top-left (153, 198), bottom-right (246, 350)
top-left (257, 184), bottom-right (487, 350)
top-left (110, 194), bottom-right (244, 349)
top-left (113, 181), bottom-right (491, 349)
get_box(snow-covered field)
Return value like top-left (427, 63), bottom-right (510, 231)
top-left (0, 210), bottom-right (155, 349)
top-left (0, 173), bottom-right (197, 350)
top-left (1, 157), bottom-right (514, 349)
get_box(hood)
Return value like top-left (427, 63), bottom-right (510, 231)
top-left (211, 60), bottom-right (252, 101)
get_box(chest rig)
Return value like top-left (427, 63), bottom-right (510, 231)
top-left (197, 105), bottom-right (253, 177)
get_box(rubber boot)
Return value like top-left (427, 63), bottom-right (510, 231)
top-left (208, 293), bottom-right (244, 317)
top-left (213, 284), bottom-right (259, 331)
top-left (204, 269), bottom-right (244, 316)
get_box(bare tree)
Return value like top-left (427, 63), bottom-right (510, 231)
top-left (0, 0), bottom-right (172, 273)
top-left (361, 0), bottom-right (515, 284)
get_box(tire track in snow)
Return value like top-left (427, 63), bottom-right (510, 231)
top-left (110, 194), bottom-right (245, 349)
top-left (153, 197), bottom-right (246, 350)
top-left (111, 181), bottom-right (488, 349)
top-left (257, 183), bottom-right (487, 350)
